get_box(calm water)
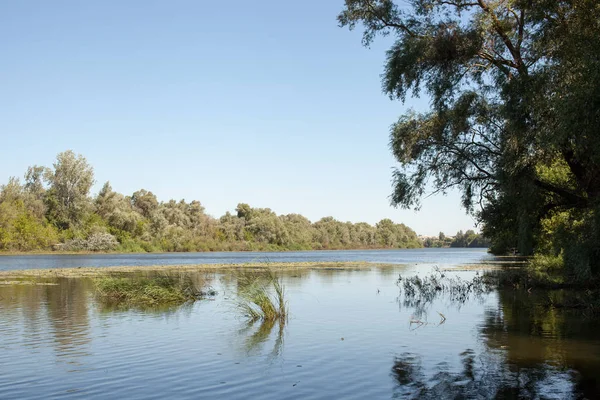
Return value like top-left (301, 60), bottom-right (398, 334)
top-left (1, 249), bottom-right (599, 399)
top-left (0, 248), bottom-right (493, 270)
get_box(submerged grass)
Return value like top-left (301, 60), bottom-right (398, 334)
top-left (94, 273), bottom-right (213, 308)
top-left (403, 263), bottom-right (600, 316)
top-left (398, 267), bottom-right (493, 304)
top-left (236, 270), bottom-right (288, 322)
top-left (0, 261), bottom-right (378, 280)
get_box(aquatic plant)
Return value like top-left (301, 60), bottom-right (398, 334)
top-left (400, 267), bottom-right (600, 316)
top-left (236, 271), bottom-right (288, 322)
top-left (94, 273), bottom-right (213, 308)
top-left (398, 267), bottom-right (493, 306)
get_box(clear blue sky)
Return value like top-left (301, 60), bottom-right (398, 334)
top-left (0, 0), bottom-right (477, 236)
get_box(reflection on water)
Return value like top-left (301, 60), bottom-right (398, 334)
top-left (397, 269), bottom-right (493, 320)
top-left (239, 318), bottom-right (285, 360)
top-left (0, 278), bottom-right (92, 366)
top-left (0, 256), bottom-right (599, 399)
top-left (390, 349), bottom-right (578, 399)
top-left (393, 276), bottom-right (600, 399)
top-left (45, 279), bottom-right (92, 362)
top-left (482, 290), bottom-right (600, 398)
top-left (229, 270), bottom-right (286, 360)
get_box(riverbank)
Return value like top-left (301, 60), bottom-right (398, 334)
top-left (0, 246), bottom-right (430, 256)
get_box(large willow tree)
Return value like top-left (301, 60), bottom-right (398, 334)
top-left (339, 0), bottom-right (600, 276)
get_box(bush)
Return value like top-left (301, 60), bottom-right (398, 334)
top-left (529, 253), bottom-right (564, 272)
top-left (63, 232), bottom-right (118, 251)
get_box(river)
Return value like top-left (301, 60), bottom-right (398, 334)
top-left (0, 248), bottom-right (493, 270)
top-left (1, 248), bottom-right (598, 399)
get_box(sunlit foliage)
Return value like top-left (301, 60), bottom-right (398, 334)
top-left (0, 151), bottom-right (422, 252)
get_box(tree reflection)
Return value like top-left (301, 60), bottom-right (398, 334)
top-left (0, 278), bottom-right (92, 366)
top-left (395, 272), bottom-right (600, 399)
top-left (390, 350), bottom-right (574, 399)
top-left (44, 278), bottom-right (92, 359)
top-left (482, 290), bottom-right (600, 398)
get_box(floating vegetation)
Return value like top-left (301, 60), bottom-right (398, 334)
top-left (236, 270), bottom-right (288, 322)
top-left (0, 278), bottom-right (58, 286)
top-left (94, 272), bottom-right (214, 309)
top-left (0, 261), bottom-right (379, 280)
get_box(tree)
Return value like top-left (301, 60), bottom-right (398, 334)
top-left (281, 213), bottom-right (315, 248)
top-left (131, 189), bottom-right (158, 219)
top-left (0, 178), bottom-right (57, 250)
top-left (24, 166), bottom-right (45, 198)
top-left (218, 212), bottom-right (245, 242)
top-left (339, 0), bottom-right (600, 276)
top-left (0, 151), bottom-right (423, 253)
top-left (233, 204), bottom-right (289, 246)
top-left (44, 150), bottom-right (94, 229)
top-left (313, 216), bottom-right (342, 248)
top-left (23, 165), bottom-right (47, 219)
top-left (95, 182), bottom-right (142, 235)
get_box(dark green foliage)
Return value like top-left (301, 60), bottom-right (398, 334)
top-left (340, 0), bottom-right (600, 276)
top-left (0, 151), bottom-right (422, 252)
top-left (422, 230), bottom-right (489, 248)
top-left (450, 230), bottom-right (490, 248)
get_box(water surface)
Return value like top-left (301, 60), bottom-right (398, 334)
top-left (1, 249), bottom-right (598, 399)
top-left (0, 248), bottom-right (492, 270)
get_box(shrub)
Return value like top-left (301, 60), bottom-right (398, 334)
top-left (63, 232), bottom-right (118, 251)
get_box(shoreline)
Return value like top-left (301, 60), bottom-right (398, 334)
top-left (0, 247), bottom-right (489, 257)
top-left (0, 260), bottom-right (512, 280)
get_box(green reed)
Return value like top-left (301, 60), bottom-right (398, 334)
top-left (237, 270), bottom-right (288, 322)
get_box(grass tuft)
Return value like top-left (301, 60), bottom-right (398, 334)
top-left (237, 270), bottom-right (288, 322)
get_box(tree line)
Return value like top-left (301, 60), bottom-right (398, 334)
top-left (0, 151), bottom-right (422, 252)
top-left (339, 0), bottom-right (600, 278)
top-left (422, 231), bottom-right (490, 249)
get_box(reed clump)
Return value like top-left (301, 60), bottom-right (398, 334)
top-left (237, 271), bottom-right (288, 322)
top-left (94, 273), bottom-right (211, 308)
top-left (398, 267), bottom-right (493, 305)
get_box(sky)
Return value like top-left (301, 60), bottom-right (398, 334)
top-left (0, 0), bottom-right (478, 236)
